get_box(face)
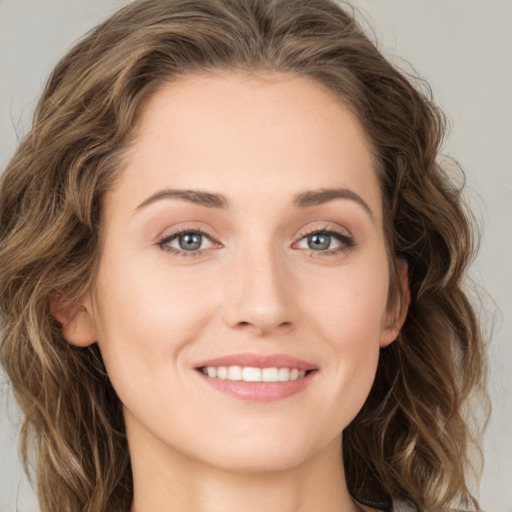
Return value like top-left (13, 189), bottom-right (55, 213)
top-left (62, 72), bottom-right (406, 474)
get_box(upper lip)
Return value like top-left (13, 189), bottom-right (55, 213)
top-left (194, 353), bottom-right (317, 371)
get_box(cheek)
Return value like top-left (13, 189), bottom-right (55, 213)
top-left (94, 244), bottom-right (212, 335)
top-left (302, 257), bottom-right (390, 342)
top-left (90, 250), bottom-right (217, 404)
top-left (299, 258), bottom-right (389, 410)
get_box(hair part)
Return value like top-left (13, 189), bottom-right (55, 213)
top-left (0, 1), bottom-right (488, 510)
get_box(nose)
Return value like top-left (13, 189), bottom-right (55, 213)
top-left (222, 245), bottom-right (297, 336)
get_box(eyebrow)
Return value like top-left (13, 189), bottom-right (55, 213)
top-left (135, 189), bottom-right (229, 210)
top-left (135, 187), bottom-right (374, 220)
top-left (293, 188), bottom-right (374, 220)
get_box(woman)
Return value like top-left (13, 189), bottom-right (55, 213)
top-left (0, 0), bottom-right (487, 511)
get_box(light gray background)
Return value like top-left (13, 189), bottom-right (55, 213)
top-left (0, 1), bottom-right (510, 511)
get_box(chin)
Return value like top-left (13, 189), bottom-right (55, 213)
top-left (193, 431), bottom-right (334, 474)
top-left (209, 450), bottom-right (312, 474)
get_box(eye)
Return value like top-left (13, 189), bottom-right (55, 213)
top-left (294, 228), bottom-right (355, 254)
top-left (157, 229), bottom-right (217, 256)
top-left (301, 232), bottom-right (338, 251)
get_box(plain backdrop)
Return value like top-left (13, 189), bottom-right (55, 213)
top-left (1, 1), bottom-right (511, 511)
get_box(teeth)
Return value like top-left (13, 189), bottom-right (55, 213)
top-left (227, 366), bottom-right (242, 381)
top-left (262, 367), bottom-right (278, 382)
top-left (201, 366), bottom-right (308, 382)
top-left (242, 367), bottom-right (261, 382)
top-left (278, 367), bottom-right (289, 381)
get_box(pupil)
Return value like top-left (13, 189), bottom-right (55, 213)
top-left (309, 233), bottom-right (330, 250)
top-left (179, 233), bottom-right (202, 250)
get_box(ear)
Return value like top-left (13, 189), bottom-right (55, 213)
top-left (380, 258), bottom-right (410, 348)
top-left (50, 294), bottom-right (97, 347)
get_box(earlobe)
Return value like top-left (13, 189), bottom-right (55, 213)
top-left (380, 258), bottom-right (410, 348)
top-left (49, 294), bottom-right (97, 347)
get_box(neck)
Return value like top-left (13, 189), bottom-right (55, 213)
top-left (128, 424), bottom-right (360, 512)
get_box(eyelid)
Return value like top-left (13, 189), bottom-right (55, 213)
top-left (296, 223), bottom-right (352, 239)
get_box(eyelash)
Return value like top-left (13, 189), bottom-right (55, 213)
top-left (156, 225), bottom-right (355, 258)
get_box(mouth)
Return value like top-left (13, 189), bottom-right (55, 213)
top-left (194, 353), bottom-right (318, 401)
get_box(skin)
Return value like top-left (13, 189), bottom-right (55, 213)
top-left (56, 71), bottom-right (408, 512)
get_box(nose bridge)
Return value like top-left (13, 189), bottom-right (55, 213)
top-left (223, 235), bottom-right (295, 335)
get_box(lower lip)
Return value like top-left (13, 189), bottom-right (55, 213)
top-left (196, 370), bottom-right (317, 402)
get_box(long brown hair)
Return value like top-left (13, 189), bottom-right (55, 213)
top-left (0, 1), bottom-right (487, 510)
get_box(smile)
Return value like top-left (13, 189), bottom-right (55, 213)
top-left (194, 354), bottom-right (318, 401)
top-left (199, 366), bottom-right (309, 382)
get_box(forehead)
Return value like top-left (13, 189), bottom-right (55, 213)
top-left (109, 71), bottom-right (382, 222)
